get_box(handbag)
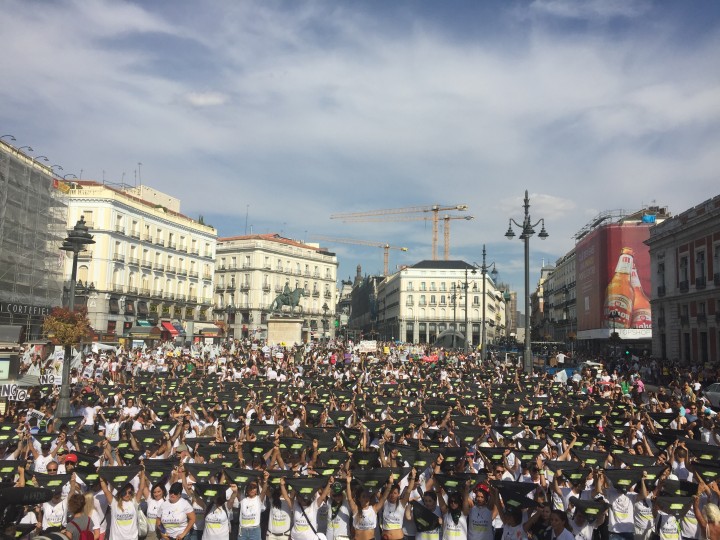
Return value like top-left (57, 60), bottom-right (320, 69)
top-left (135, 502), bottom-right (149, 538)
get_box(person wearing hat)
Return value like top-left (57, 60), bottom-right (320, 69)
top-left (326, 480), bottom-right (351, 540)
top-left (468, 483), bottom-right (493, 540)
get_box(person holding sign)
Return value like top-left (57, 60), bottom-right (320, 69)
top-left (99, 472), bottom-right (145, 540)
top-left (347, 472), bottom-right (394, 540)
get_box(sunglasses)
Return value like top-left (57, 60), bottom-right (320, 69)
top-left (46, 468), bottom-right (58, 472)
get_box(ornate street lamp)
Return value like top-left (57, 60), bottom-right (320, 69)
top-left (505, 190), bottom-right (549, 373)
top-left (0, 135), bottom-right (16, 142)
top-left (322, 302), bottom-right (329, 344)
top-left (56, 217), bottom-right (95, 418)
top-left (479, 245), bottom-right (499, 361)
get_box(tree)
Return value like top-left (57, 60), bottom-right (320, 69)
top-left (42, 307), bottom-right (93, 346)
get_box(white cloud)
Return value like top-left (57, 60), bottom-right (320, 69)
top-left (184, 92), bottom-right (229, 107)
top-left (529, 0), bottom-right (652, 20)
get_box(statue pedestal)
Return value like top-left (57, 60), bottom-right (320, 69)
top-left (266, 317), bottom-right (304, 346)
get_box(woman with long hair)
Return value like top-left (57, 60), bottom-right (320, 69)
top-left (141, 481), bottom-right (168, 540)
top-left (191, 484), bottom-right (238, 540)
top-left (381, 470), bottom-right (415, 540)
top-left (267, 484), bottom-right (293, 540)
top-left (279, 476), bottom-right (332, 540)
top-left (548, 510), bottom-right (574, 540)
top-left (347, 473), bottom-right (394, 540)
top-left (99, 473), bottom-right (144, 540)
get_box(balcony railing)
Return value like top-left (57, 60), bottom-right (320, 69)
top-left (115, 226), bottom-right (125, 235)
top-left (406, 300), bottom-right (414, 306)
top-left (241, 283), bottom-right (250, 290)
top-left (168, 242), bottom-right (176, 250)
top-left (128, 257), bottom-right (139, 266)
top-left (178, 269), bottom-right (188, 277)
top-left (312, 291), bottom-right (320, 297)
top-left (324, 291), bottom-right (332, 298)
top-left (189, 271), bottom-right (199, 278)
top-left (188, 295), bottom-right (197, 302)
top-left (154, 239), bottom-right (165, 246)
top-left (696, 276), bottom-right (707, 289)
top-left (657, 285), bottom-right (666, 297)
top-left (679, 280), bottom-right (689, 293)
top-left (153, 290), bottom-right (163, 298)
top-left (143, 234), bottom-right (153, 242)
top-left (176, 294), bottom-right (186, 302)
top-left (140, 288), bottom-right (150, 296)
top-left (112, 253), bottom-right (124, 262)
top-left (163, 292), bottom-right (174, 300)
top-left (215, 285), bottom-right (225, 292)
top-left (203, 274), bottom-right (212, 281)
top-left (191, 249), bottom-right (200, 255)
top-left (262, 285), bottom-right (271, 291)
top-left (130, 230), bottom-right (140, 239)
top-left (153, 263), bottom-right (164, 271)
top-left (128, 286), bottom-right (138, 294)
top-left (203, 252), bottom-right (213, 259)
top-left (141, 260), bottom-right (152, 269)
top-left (112, 284), bottom-right (124, 293)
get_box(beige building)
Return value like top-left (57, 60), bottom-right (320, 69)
top-left (214, 234), bottom-right (338, 340)
top-left (63, 181), bottom-right (217, 340)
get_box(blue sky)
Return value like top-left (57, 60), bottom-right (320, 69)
top-left (2, 0), bottom-right (720, 305)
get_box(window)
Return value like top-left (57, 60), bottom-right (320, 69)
top-left (696, 251), bottom-right (706, 279)
top-left (440, 295), bottom-right (446, 304)
top-left (430, 282), bottom-right (436, 291)
top-left (82, 210), bottom-right (94, 227)
top-left (407, 294), bottom-right (414, 304)
top-left (419, 295), bottom-right (426, 306)
top-left (440, 283), bottom-right (446, 292)
top-left (679, 255), bottom-right (689, 282)
top-left (407, 282), bottom-right (413, 291)
top-left (420, 282), bottom-right (426, 291)
top-left (473, 295), bottom-right (480, 305)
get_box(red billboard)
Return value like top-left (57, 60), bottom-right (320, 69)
top-left (576, 223), bottom-right (652, 340)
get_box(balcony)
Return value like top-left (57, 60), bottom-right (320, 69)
top-left (143, 234), bottom-right (153, 242)
top-left (128, 257), bottom-right (139, 266)
top-left (130, 230), bottom-right (140, 239)
top-left (176, 294), bottom-right (186, 302)
top-left (189, 271), bottom-right (199, 279)
top-left (275, 286), bottom-right (283, 293)
top-left (112, 253), bottom-right (124, 263)
top-left (313, 272), bottom-right (320, 278)
top-left (312, 290), bottom-right (320, 297)
top-left (127, 286), bottom-right (138, 295)
top-left (153, 263), bottom-right (164, 271)
top-left (115, 226), bottom-right (126, 235)
top-left (262, 285), bottom-right (271, 291)
top-left (406, 300), bottom-right (414, 306)
top-left (226, 284), bottom-right (236, 291)
top-left (680, 315), bottom-right (689, 326)
top-left (188, 295), bottom-right (197, 302)
top-left (202, 274), bottom-right (212, 281)
top-left (163, 292), bottom-right (174, 300)
top-left (240, 283), bottom-right (250, 290)
top-left (698, 313), bottom-right (707, 324)
top-left (178, 269), bottom-right (188, 277)
top-left (191, 249), bottom-right (200, 255)
top-left (141, 260), bottom-right (152, 269)
top-left (696, 276), bottom-right (707, 289)
top-left (657, 285), bottom-right (666, 297)
top-left (203, 252), bottom-right (213, 259)
top-left (304, 271), bottom-right (311, 277)
top-left (429, 301), bottom-right (437, 306)
top-left (679, 280), bottom-right (689, 293)
top-left (153, 290), bottom-right (163, 299)
top-left (166, 267), bottom-right (176, 275)
top-left (154, 238), bottom-right (165, 246)
top-left (168, 242), bottom-right (176, 250)
top-left (112, 284), bottom-right (124, 293)
top-left (324, 291), bottom-right (332, 299)
top-left (140, 288), bottom-right (150, 296)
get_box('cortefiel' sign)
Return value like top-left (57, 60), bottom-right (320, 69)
top-left (0, 302), bottom-right (51, 317)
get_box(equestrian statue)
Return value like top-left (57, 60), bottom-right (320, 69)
top-left (269, 284), bottom-right (305, 314)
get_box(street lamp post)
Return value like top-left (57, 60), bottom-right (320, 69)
top-left (505, 190), bottom-right (549, 373)
top-left (322, 302), bottom-right (329, 344)
top-left (609, 309), bottom-right (620, 359)
top-left (57, 216), bottom-right (95, 418)
top-left (463, 267), bottom-right (477, 353)
top-left (480, 245), bottom-right (499, 361)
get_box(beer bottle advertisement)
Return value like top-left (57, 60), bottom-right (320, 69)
top-left (630, 265), bottom-right (652, 329)
top-left (604, 246), bottom-right (634, 329)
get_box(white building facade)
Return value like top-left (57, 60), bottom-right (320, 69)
top-left (63, 182), bottom-right (217, 341)
top-left (214, 234), bottom-right (338, 340)
top-left (375, 261), bottom-right (507, 348)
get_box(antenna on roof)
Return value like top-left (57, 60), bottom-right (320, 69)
top-left (138, 162), bottom-right (142, 186)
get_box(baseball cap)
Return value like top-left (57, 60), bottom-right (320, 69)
top-left (65, 453), bottom-right (78, 464)
top-left (331, 481), bottom-right (344, 494)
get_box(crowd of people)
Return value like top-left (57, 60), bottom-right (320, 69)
top-left (1, 339), bottom-right (720, 540)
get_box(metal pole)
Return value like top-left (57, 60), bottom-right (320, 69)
top-left (524, 230), bottom-right (532, 373)
top-left (452, 285), bottom-right (457, 349)
top-left (481, 245), bottom-right (487, 361)
top-left (56, 249), bottom-right (78, 418)
top-left (464, 268), bottom-right (469, 353)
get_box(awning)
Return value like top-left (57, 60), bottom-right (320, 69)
top-left (161, 321), bottom-right (179, 336)
top-left (172, 323), bottom-right (186, 336)
top-left (136, 320), bottom-right (153, 327)
top-left (127, 326), bottom-right (161, 338)
top-left (193, 322), bottom-right (221, 336)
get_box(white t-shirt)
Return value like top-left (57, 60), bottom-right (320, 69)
top-left (607, 489), bottom-right (636, 534)
top-left (203, 504), bottom-right (231, 540)
top-left (158, 498), bottom-right (194, 538)
top-left (268, 499), bottom-right (293, 535)
top-left (467, 505), bottom-right (493, 540)
top-left (146, 497), bottom-right (165, 532)
top-left (291, 498), bottom-right (320, 540)
top-left (109, 498), bottom-right (139, 540)
top-left (42, 499), bottom-right (66, 530)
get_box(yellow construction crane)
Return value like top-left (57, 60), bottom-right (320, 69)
top-left (330, 204), bottom-right (468, 261)
top-left (311, 235), bottom-right (408, 276)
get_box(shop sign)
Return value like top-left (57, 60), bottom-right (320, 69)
top-left (0, 302), bottom-right (50, 317)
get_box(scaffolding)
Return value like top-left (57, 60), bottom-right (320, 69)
top-left (0, 141), bottom-right (67, 337)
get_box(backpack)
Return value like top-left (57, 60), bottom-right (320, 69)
top-left (70, 518), bottom-right (94, 540)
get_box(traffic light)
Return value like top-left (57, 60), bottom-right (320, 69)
top-left (624, 347), bottom-right (631, 356)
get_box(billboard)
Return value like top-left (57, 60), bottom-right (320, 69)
top-left (576, 223), bottom-right (652, 340)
